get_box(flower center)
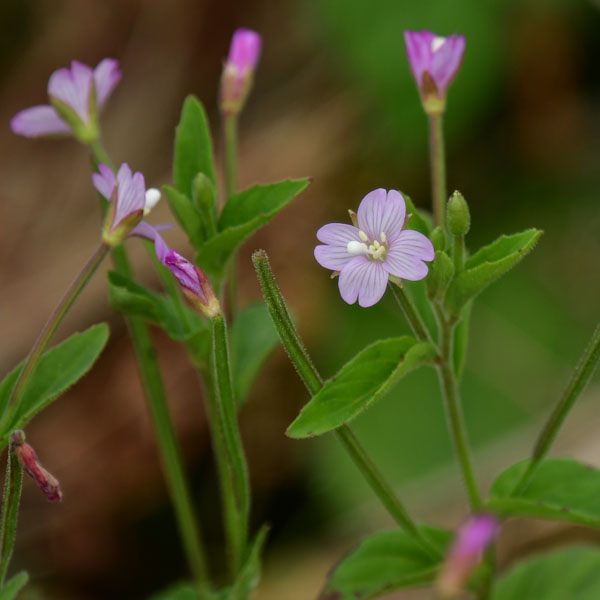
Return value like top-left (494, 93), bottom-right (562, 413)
top-left (347, 230), bottom-right (388, 262)
top-left (431, 36), bottom-right (446, 53)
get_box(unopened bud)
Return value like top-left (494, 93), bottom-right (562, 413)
top-left (11, 431), bottom-right (62, 503)
top-left (430, 226), bottom-right (446, 252)
top-left (219, 28), bottom-right (262, 116)
top-left (438, 514), bottom-right (499, 597)
top-left (163, 250), bottom-right (221, 318)
top-left (426, 251), bottom-right (454, 300)
top-left (447, 191), bottom-right (470, 237)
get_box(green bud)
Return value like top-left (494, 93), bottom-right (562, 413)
top-left (426, 250), bottom-right (455, 300)
top-left (192, 173), bottom-right (218, 239)
top-left (430, 226), bottom-right (446, 252)
top-left (447, 191), bottom-right (471, 237)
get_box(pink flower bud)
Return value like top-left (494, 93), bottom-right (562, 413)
top-left (437, 514), bottom-right (499, 597)
top-left (163, 250), bottom-right (221, 318)
top-left (11, 431), bottom-right (62, 503)
top-left (219, 28), bottom-right (262, 115)
top-left (404, 31), bottom-right (465, 114)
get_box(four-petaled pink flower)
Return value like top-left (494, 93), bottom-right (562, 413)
top-left (11, 59), bottom-right (121, 140)
top-left (163, 250), bottom-right (220, 318)
top-left (438, 514), bottom-right (500, 596)
top-left (404, 31), bottom-right (465, 111)
top-left (314, 189), bottom-right (434, 307)
top-left (220, 28), bottom-right (262, 115)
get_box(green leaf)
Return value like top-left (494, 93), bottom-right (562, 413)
top-left (227, 526), bottom-right (269, 600)
top-left (287, 337), bottom-right (436, 438)
top-left (147, 582), bottom-right (198, 600)
top-left (107, 272), bottom-right (209, 357)
top-left (0, 324), bottom-right (109, 447)
top-left (163, 185), bottom-right (205, 250)
top-left (487, 458), bottom-right (600, 528)
top-left (322, 527), bottom-right (450, 600)
top-left (492, 548), bottom-right (600, 600)
top-left (0, 572), bottom-right (28, 600)
top-left (445, 229), bottom-right (542, 315)
top-left (231, 304), bottom-right (279, 405)
top-left (403, 194), bottom-right (432, 236)
top-left (174, 95), bottom-right (216, 197)
top-left (452, 300), bottom-right (472, 378)
top-left (195, 179), bottom-right (310, 281)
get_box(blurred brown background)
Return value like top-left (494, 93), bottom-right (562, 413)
top-left (2, 0), bottom-right (600, 598)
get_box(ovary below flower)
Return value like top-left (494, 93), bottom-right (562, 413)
top-left (314, 189), bottom-right (434, 307)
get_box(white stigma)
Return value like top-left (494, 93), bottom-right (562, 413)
top-left (431, 36), bottom-right (446, 53)
top-left (144, 188), bottom-right (161, 215)
top-left (347, 240), bottom-right (368, 255)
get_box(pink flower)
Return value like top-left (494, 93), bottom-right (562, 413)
top-left (314, 189), bottom-right (434, 307)
top-left (11, 59), bottom-right (120, 139)
top-left (220, 28), bottom-right (262, 115)
top-left (438, 514), bottom-right (500, 596)
top-left (404, 31), bottom-right (465, 110)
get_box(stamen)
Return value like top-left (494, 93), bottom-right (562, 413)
top-left (380, 232), bottom-right (387, 243)
top-left (373, 240), bottom-right (380, 250)
top-left (431, 36), bottom-right (446, 53)
top-left (358, 230), bottom-right (369, 242)
top-left (347, 240), bottom-right (368, 255)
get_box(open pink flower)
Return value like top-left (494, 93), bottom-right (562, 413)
top-left (314, 189), bottom-right (434, 307)
top-left (404, 31), bottom-right (465, 104)
top-left (11, 59), bottom-right (120, 138)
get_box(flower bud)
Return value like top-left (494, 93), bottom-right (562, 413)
top-left (438, 514), bottom-right (499, 597)
top-left (11, 431), bottom-right (62, 503)
top-left (219, 28), bottom-right (262, 116)
top-left (192, 173), bottom-right (218, 239)
top-left (446, 191), bottom-right (470, 237)
top-left (163, 250), bottom-right (221, 318)
top-left (404, 31), bottom-right (465, 115)
top-left (430, 226), bottom-right (446, 252)
top-left (426, 250), bottom-right (454, 300)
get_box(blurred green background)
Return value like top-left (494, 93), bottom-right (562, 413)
top-left (1, 0), bottom-right (600, 598)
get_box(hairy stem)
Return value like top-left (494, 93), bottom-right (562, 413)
top-left (0, 440), bottom-right (23, 584)
top-left (388, 284), bottom-right (432, 343)
top-left (253, 250), bottom-right (439, 557)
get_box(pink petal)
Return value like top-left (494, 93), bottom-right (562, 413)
top-left (92, 163), bottom-right (117, 199)
top-left (93, 58), bottom-right (121, 108)
top-left (10, 105), bottom-right (71, 137)
top-left (228, 29), bottom-right (262, 71)
top-left (314, 245), bottom-right (354, 271)
top-left (404, 31), bottom-right (436, 87)
top-left (357, 189), bottom-right (406, 240)
top-left (316, 222), bottom-right (361, 246)
top-left (130, 221), bottom-right (170, 262)
top-left (163, 250), bottom-right (206, 302)
top-left (385, 230), bottom-right (434, 281)
top-left (430, 35), bottom-right (465, 94)
top-left (113, 164), bottom-right (145, 229)
top-left (47, 61), bottom-right (93, 123)
top-left (338, 256), bottom-right (388, 307)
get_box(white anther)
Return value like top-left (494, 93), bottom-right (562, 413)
top-left (380, 232), bottom-right (387, 243)
top-left (373, 240), bottom-right (381, 250)
top-left (144, 188), bottom-right (161, 215)
top-left (358, 230), bottom-right (369, 242)
top-left (347, 241), bottom-right (368, 255)
top-left (431, 36), bottom-right (446, 53)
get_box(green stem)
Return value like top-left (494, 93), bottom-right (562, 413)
top-left (88, 141), bottom-right (210, 595)
top-left (252, 250), bottom-right (437, 556)
top-left (0, 439), bottom-right (23, 584)
top-left (111, 245), bottom-right (211, 595)
top-left (428, 112), bottom-right (447, 228)
top-left (388, 284), bottom-right (432, 343)
top-left (223, 113), bottom-right (239, 317)
top-left (2, 243), bottom-right (110, 428)
top-left (513, 323), bottom-right (600, 495)
top-left (208, 314), bottom-right (250, 574)
top-left (435, 305), bottom-right (481, 510)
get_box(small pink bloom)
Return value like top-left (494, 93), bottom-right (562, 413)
top-left (220, 28), bottom-right (262, 115)
top-left (314, 189), bottom-right (434, 307)
top-left (11, 431), bottom-right (62, 503)
top-left (11, 59), bottom-right (121, 138)
top-left (438, 514), bottom-right (500, 596)
top-left (404, 31), bottom-right (465, 107)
